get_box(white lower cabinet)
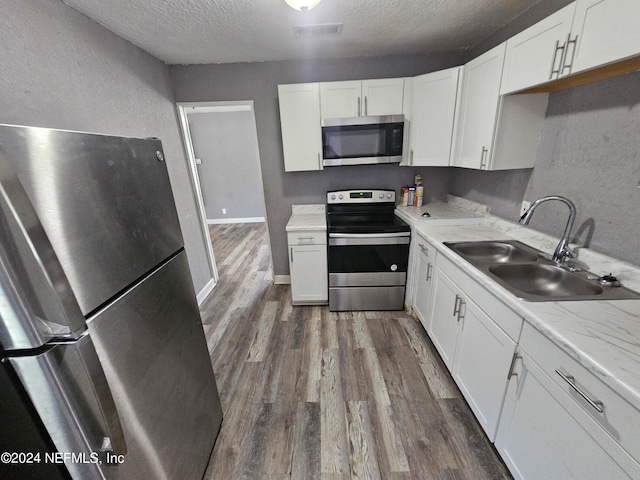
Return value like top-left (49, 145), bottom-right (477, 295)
top-left (427, 267), bottom-right (462, 370)
top-left (496, 322), bottom-right (640, 480)
top-left (495, 350), bottom-right (638, 479)
top-left (428, 260), bottom-right (517, 440)
top-left (452, 300), bottom-right (516, 441)
top-left (287, 231), bottom-right (327, 305)
top-left (412, 239), bottom-right (436, 329)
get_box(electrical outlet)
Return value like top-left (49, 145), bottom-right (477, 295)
top-left (222, 208), bottom-right (227, 215)
top-left (520, 201), bottom-right (531, 216)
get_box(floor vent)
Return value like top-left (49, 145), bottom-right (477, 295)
top-left (294, 23), bottom-right (343, 37)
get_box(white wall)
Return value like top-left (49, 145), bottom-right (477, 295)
top-left (0, 0), bottom-right (212, 293)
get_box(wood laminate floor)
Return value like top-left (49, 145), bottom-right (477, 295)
top-left (200, 223), bottom-right (511, 480)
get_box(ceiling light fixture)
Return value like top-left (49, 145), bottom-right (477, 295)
top-left (284, 0), bottom-right (322, 12)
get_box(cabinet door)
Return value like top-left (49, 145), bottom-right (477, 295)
top-left (361, 78), bottom-right (405, 116)
top-left (500, 3), bottom-right (576, 94)
top-left (278, 83), bottom-right (322, 172)
top-left (451, 43), bottom-right (506, 170)
top-left (408, 68), bottom-right (461, 166)
top-left (452, 300), bottom-right (516, 441)
top-left (289, 244), bottom-right (328, 304)
top-left (320, 81), bottom-right (361, 118)
top-left (413, 248), bottom-right (435, 329)
top-left (570, 0), bottom-right (640, 74)
top-left (427, 268), bottom-right (461, 371)
top-left (496, 352), bottom-right (636, 480)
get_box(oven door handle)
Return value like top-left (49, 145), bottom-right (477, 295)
top-left (329, 235), bottom-right (411, 246)
top-left (329, 232), bottom-right (410, 238)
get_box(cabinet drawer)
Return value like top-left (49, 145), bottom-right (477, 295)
top-left (520, 322), bottom-right (640, 464)
top-left (287, 231), bottom-right (326, 246)
top-left (415, 233), bottom-right (436, 264)
top-left (436, 253), bottom-right (522, 341)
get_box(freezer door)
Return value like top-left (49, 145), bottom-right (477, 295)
top-left (7, 331), bottom-right (126, 480)
top-left (0, 125), bottom-right (183, 316)
top-left (0, 151), bottom-right (86, 350)
top-left (87, 250), bottom-right (222, 479)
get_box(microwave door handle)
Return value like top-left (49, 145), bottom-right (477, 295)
top-left (0, 150), bottom-right (86, 350)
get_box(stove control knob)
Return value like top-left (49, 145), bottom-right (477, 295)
top-left (330, 194), bottom-right (336, 200)
top-left (339, 194), bottom-right (344, 200)
top-left (386, 193), bottom-right (392, 199)
top-left (390, 264), bottom-right (398, 271)
top-left (379, 193), bottom-right (384, 199)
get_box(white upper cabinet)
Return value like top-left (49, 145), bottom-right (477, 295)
top-left (319, 81), bottom-right (361, 118)
top-left (451, 43), bottom-right (505, 170)
top-left (501, 3), bottom-right (576, 94)
top-left (452, 42), bottom-right (549, 171)
top-left (406, 67), bottom-right (462, 167)
top-left (502, 0), bottom-right (640, 94)
top-left (320, 78), bottom-right (405, 119)
top-left (361, 78), bottom-right (405, 116)
top-left (571, 0), bottom-right (640, 74)
top-left (278, 83), bottom-right (323, 172)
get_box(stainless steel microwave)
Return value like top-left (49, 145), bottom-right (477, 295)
top-left (321, 114), bottom-right (404, 167)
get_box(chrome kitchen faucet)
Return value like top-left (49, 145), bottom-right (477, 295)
top-left (519, 195), bottom-right (577, 266)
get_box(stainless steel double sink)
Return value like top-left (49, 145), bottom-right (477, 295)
top-left (444, 240), bottom-right (640, 302)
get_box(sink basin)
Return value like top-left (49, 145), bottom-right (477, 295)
top-left (444, 239), bottom-right (640, 302)
top-left (489, 263), bottom-right (604, 298)
top-left (448, 240), bottom-right (538, 264)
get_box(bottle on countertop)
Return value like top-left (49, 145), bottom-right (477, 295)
top-left (401, 186), bottom-right (409, 206)
top-left (413, 174), bottom-right (424, 207)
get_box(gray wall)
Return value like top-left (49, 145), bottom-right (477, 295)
top-left (0, 0), bottom-right (212, 292)
top-left (188, 110), bottom-right (265, 220)
top-left (170, 54), bottom-right (464, 277)
top-left (523, 73), bottom-right (640, 265)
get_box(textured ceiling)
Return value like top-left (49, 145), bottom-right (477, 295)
top-left (62, 0), bottom-right (544, 65)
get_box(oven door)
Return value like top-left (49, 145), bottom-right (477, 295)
top-left (328, 233), bottom-right (410, 287)
top-left (328, 232), bottom-right (410, 311)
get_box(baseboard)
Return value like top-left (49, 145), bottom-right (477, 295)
top-left (273, 275), bottom-right (291, 285)
top-left (206, 217), bottom-right (265, 224)
top-left (197, 277), bottom-right (216, 305)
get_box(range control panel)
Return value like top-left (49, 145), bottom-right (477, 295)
top-left (327, 189), bottom-right (396, 204)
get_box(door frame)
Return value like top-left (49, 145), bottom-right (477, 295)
top-left (176, 100), bottom-right (274, 294)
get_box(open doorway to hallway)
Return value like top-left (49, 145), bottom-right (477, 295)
top-left (177, 101), bottom-right (273, 288)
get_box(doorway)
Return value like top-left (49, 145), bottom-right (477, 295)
top-left (177, 101), bottom-right (274, 297)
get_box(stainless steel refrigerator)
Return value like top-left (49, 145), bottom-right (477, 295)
top-left (0, 125), bottom-right (223, 479)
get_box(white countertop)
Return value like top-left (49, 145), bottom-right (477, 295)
top-left (415, 217), bottom-right (640, 413)
top-left (286, 204), bottom-right (326, 231)
top-left (395, 194), bottom-right (487, 227)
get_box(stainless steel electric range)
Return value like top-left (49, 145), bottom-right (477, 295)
top-left (326, 189), bottom-right (411, 311)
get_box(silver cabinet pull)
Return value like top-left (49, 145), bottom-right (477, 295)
top-left (507, 351), bottom-right (521, 380)
top-left (561, 34), bottom-right (578, 75)
top-left (364, 96), bottom-right (368, 116)
top-left (426, 263), bottom-right (433, 282)
top-left (410, 149), bottom-right (414, 165)
top-left (556, 369), bottom-right (604, 413)
top-left (480, 146), bottom-right (488, 170)
top-left (549, 39), bottom-right (566, 79)
top-left (357, 97), bottom-right (361, 116)
top-left (317, 152), bottom-right (322, 169)
top-left (457, 299), bottom-right (466, 322)
top-left (453, 294), bottom-right (461, 316)
top-left (418, 243), bottom-right (429, 255)
top-left (298, 236), bottom-right (315, 244)
top-left (290, 247), bottom-right (294, 263)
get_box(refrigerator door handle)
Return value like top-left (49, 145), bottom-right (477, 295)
top-left (0, 150), bottom-right (86, 350)
top-left (74, 333), bottom-right (128, 457)
top-left (9, 332), bottom-right (127, 479)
